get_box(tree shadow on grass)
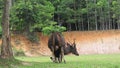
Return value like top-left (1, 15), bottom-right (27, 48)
top-left (0, 58), bottom-right (21, 68)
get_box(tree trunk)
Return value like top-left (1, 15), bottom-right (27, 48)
top-left (101, 7), bottom-right (105, 30)
top-left (94, 0), bottom-right (97, 30)
top-left (81, 15), bottom-right (84, 31)
top-left (86, 0), bottom-right (90, 31)
top-left (108, 0), bottom-right (111, 30)
top-left (118, 17), bottom-right (120, 29)
top-left (73, 0), bottom-right (77, 31)
top-left (0, 0), bottom-right (13, 59)
top-left (68, 23), bottom-right (71, 31)
top-left (78, 23), bottom-right (81, 31)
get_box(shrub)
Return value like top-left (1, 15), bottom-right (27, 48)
top-left (12, 47), bottom-right (25, 56)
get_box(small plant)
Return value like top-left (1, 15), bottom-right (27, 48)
top-left (27, 32), bottom-right (39, 43)
top-left (42, 22), bottom-right (66, 35)
top-left (12, 47), bottom-right (25, 56)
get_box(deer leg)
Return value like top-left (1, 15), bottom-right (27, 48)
top-left (50, 46), bottom-right (57, 63)
top-left (61, 47), bottom-right (66, 63)
top-left (58, 57), bottom-right (60, 63)
top-left (54, 57), bottom-right (57, 63)
top-left (58, 55), bottom-right (61, 63)
top-left (58, 47), bottom-right (62, 63)
top-left (50, 57), bottom-right (58, 63)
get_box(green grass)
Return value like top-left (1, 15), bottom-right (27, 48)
top-left (0, 58), bottom-right (21, 68)
top-left (0, 54), bottom-right (120, 68)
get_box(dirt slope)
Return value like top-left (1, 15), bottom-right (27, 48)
top-left (1, 30), bottom-right (120, 56)
top-left (64, 30), bottom-right (120, 55)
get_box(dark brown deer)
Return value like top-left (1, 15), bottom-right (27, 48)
top-left (48, 32), bottom-right (66, 63)
top-left (50, 40), bottom-right (79, 62)
top-left (49, 33), bottom-right (79, 62)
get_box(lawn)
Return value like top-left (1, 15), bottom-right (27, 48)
top-left (0, 54), bottom-right (120, 68)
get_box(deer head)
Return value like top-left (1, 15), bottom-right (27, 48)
top-left (67, 39), bottom-right (79, 56)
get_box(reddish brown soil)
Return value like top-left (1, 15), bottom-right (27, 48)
top-left (1, 30), bottom-right (120, 56)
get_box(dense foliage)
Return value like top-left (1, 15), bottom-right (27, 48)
top-left (0, 0), bottom-right (120, 35)
top-left (11, 0), bottom-right (57, 33)
top-left (0, 0), bottom-right (3, 37)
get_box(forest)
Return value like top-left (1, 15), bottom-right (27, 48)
top-left (0, 0), bottom-right (120, 36)
top-left (1, 0), bottom-right (120, 68)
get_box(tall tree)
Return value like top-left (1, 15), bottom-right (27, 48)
top-left (94, 0), bottom-right (98, 30)
top-left (0, 0), bottom-right (13, 59)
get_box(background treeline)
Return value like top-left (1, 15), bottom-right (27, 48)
top-left (51, 0), bottom-right (120, 31)
top-left (0, 0), bottom-right (120, 34)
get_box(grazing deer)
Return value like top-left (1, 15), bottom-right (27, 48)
top-left (49, 37), bottom-right (79, 63)
top-left (48, 32), bottom-right (66, 63)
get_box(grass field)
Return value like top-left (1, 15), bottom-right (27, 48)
top-left (0, 54), bottom-right (120, 68)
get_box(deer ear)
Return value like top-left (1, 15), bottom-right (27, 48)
top-left (74, 44), bottom-right (76, 47)
top-left (73, 39), bottom-right (76, 46)
top-left (67, 42), bottom-right (70, 45)
top-left (66, 43), bottom-right (68, 46)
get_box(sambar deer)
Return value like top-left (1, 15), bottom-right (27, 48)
top-left (48, 32), bottom-right (66, 63)
top-left (50, 40), bottom-right (79, 62)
